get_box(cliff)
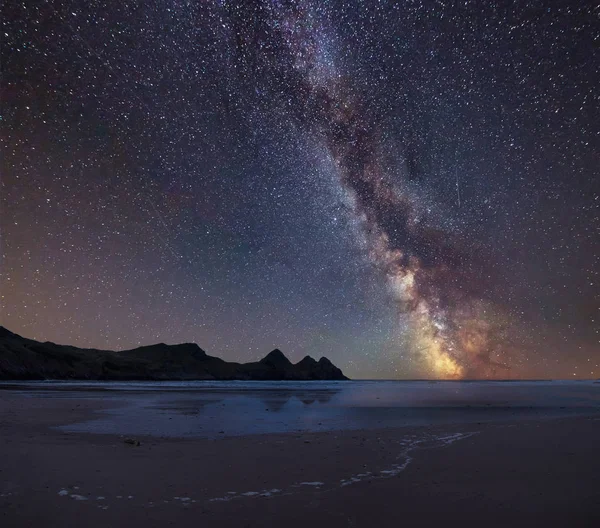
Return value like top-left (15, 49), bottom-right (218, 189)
top-left (0, 327), bottom-right (349, 381)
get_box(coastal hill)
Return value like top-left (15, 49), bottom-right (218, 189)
top-left (0, 326), bottom-right (349, 381)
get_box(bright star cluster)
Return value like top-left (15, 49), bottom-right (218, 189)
top-left (1, 1), bottom-right (598, 378)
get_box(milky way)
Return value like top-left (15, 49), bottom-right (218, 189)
top-left (241, 0), bottom-right (598, 379)
top-left (223, 0), bottom-right (572, 378)
top-left (2, 1), bottom-right (598, 378)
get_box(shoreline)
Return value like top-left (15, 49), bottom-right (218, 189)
top-left (5, 380), bottom-right (600, 439)
top-left (1, 392), bottom-right (600, 527)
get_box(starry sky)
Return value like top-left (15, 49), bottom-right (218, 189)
top-left (1, 0), bottom-right (598, 379)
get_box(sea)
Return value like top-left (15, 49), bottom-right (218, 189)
top-left (2, 380), bottom-right (599, 438)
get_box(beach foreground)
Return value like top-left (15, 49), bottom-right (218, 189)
top-left (1, 384), bottom-right (599, 527)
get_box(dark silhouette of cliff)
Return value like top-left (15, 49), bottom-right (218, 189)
top-left (0, 327), bottom-right (349, 381)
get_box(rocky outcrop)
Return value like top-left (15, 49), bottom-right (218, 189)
top-left (0, 326), bottom-right (349, 381)
top-left (296, 355), bottom-right (347, 380)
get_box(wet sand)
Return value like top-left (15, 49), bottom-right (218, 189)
top-left (1, 391), bottom-right (600, 527)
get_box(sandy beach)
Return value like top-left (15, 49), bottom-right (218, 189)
top-left (1, 385), bottom-right (599, 527)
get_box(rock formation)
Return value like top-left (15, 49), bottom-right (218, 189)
top-left (0, 326), bottom-right (349, 381)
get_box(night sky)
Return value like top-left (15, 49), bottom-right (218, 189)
top-left (2, 1), bottom-right (598, 379)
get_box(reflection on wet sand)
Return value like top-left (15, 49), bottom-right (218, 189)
top-left (263, 390), bottom-right (337, 411)
top-left (3, 380), bottom-right (600, 438)
top-left (149, 389), bottom-right (340, 416)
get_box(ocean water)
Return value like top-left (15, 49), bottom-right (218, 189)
top-left (2, 380), bottom-right (599, 437)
